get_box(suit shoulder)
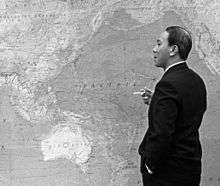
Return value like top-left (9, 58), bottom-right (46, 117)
top-left (164, 68), bottom-right (205, 85)
top-left (188, 68), bottom-right (205, 81)
top-left (161, 68), bottom-right (207, 98)
top-left (187, 68), bottom-right (207, 88)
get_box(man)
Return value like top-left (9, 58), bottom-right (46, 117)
top-left (138, 26), bottom-right (207, 186)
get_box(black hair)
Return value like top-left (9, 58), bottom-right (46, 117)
top-left (165, 26), bottom-right (192, 60)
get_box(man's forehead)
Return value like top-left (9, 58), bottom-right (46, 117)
top-left (157, 31), bottom-right (169, 42)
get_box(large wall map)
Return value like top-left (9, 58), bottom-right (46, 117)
top-left (0, 0), bottom-right (219, 185)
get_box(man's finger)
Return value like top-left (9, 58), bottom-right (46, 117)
top-left (145, 89), bottom-right (152, 93)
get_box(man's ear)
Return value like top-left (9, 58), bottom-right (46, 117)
top-left (169, 45), bottom-right (178, 56)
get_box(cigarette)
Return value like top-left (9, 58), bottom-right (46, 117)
top-left (133, 91), bottom-right (144, 95)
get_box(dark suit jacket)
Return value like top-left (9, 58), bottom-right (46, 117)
top-left (138, 62), bottom-right (207, 183)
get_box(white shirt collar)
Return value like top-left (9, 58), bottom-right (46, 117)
top-left (165, 61), bottom-right (186, 73)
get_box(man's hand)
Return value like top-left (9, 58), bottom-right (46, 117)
top-left (133, 87), bottom-right (153, 105)
top-left (140, 87), bottom-right (153, 105)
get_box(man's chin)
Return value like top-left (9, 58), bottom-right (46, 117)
top-left (154, 62), bottom-right (161, 67)
top-left (154, 58), bottom-right (159, 66)
top-left (154, 60), bottom-right (163, 68)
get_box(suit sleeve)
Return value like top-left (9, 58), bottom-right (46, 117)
top-left (143, 81), bottom-right (178, 172)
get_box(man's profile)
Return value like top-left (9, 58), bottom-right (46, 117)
top-left (138, 26), bottom-right (207, 186)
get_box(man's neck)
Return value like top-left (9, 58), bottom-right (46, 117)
top-left (164, 60), bottom-right (185, 72)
